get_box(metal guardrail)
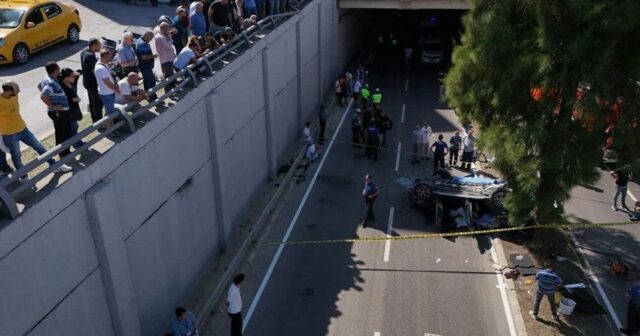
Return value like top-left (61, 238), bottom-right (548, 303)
top-left (0, 4), bottom-right (309, 219)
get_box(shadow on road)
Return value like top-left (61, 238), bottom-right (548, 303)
top-left (0, 40), bottom-right (87, 76)
top-left (76, 0), bottom-right (174, 28)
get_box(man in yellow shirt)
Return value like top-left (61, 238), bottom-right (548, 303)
top-left (0, 81), bottom-right (72, 182)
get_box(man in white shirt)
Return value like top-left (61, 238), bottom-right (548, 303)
top-left (303, 121), bottom-right (312, 144)
top-left (420, 122), bottom-right (432, 160)
top-left (115, 72), bottom-right (148, 105)
top-left (306, 142), bottom-right (321, 161)
top-left (226, 273), bottom-right (245, 336)
top-left (174, 38), bottom-right (200, 70)
top-left (95, 49), bottom-right (121, 132)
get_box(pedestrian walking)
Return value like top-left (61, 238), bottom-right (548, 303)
top-left (1, 82), bottom-right (72, 181)
top-left (39, 62), bottom-right (74, 160)
top-left (170, 307), bottom-right (198, 336)
top-left (360, 84), bottom-right (370, 110)
top-left (420, 123), bottom-right (432, 160)
top-left (365, 120), bottom-right (379, 160)
top-left (80, 38), bottom-right (104, 123)
top-left (431, 134), bottom-right (448, 172)
top-left (135, 31), bottom-right (158, 101)
top-left (411, 125), bottom-right (421, 165)
top-left (620, 283), bottom-right (640, 335)
top-left (449, 131), bottom-right (461, 167)
top-left (404, 46), bottom-right (413, 65)
top-left (361, 174), bottom-right (380, 228)
top-left (378, 112), bottom-right (392, 147)
top-left (335, 77), bottom-right (345, 107)
top-left (156, 22), bottom-right (178, 90)
top-left (226, 273), bottom-right (245, 336)
top-left (461, 129), bottom-right (476, 170)
top-left (529, 261), bottom-right (562, 321)
top-left (318, 105), bottom-right (327, 145)
top-left (611, 165), bottom-right (631, 211)
top-left (353, 78), bottom-right (361, 101)
top-left (351, 109), bottom-right (363, 148)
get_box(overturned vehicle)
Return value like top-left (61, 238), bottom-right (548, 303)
top-left (408, 169), bottom-right (509, 230)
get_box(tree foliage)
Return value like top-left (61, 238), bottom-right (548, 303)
top-left (445, 0), bottom-right (640, 225)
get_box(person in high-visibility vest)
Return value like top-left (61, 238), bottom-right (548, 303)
top-left (372, 88), bottom-right (382, 111)
top-left (360, 84), bottom-right (371, 110)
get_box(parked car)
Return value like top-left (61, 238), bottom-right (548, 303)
top-left (0, 0), bottom-right (82, 65)
top-left (420, 40), bottom-right (444, 64)
top-left (408, 169), bottom-right (509, 229)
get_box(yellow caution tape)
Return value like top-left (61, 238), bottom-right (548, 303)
top-left (263, 221), bottom-right (638, 246)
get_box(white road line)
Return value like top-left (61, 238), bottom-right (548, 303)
top-left (383, 207), bottom-right (394, 262)
top-left (374, 332), bottom-right (381, 336)
top-left (395, 142), bottom-right (401, 172)
top-left (401, 104), bottom-right (406, 123)
top-left (243, 99), bottom-right (354, 332)
top-left (628, 190), bottom-right (638, 202)
top-left (404, 78), bottom-right (409, 92)
top-left (490, 244), bottom-right (518, 336)
top-left (425, 333), bottom-right (443, 336)
top-left (569, 232), bottom-right (623, 328)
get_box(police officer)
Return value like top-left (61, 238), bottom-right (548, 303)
top-left (366, 120), bottom-right (379, 160)
top-left (361, 174), bottom-right (381, 228)
top-left (372, 88), bottom-right (382, 111)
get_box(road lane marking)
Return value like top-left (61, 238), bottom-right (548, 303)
top-left (569, 231), bottom-right (623, 329)
top-left (243, 99), bottom-right (354, 332)
top-left (401, 104), bottom-right (406, 123)
top-left (404, 78), bottom-right (409, 92)
top-left (395, 142), bottom-right (401, 172)
top-left (490, 243), bottom-right (518, 336)
top-left (384, 207), bottom-right (394, 262)
top-left (374, 332), bottom-right (381, 336)
top-left (425, 333), bottom-right (443, 336)
top-left (628, 190), bottom-right (637, 202)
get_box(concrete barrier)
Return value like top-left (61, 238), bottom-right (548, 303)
top-left (0, 1), bottom-right (368, 335)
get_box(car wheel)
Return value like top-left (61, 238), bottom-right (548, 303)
top-left (12, 44), bottom-right (29, 65)
top-left (491, 188), bottom-right (508, 209)
top-left (412, 183), bottom-right (433, 204)
top-left (67, 24), bottom-right (80, 43)
top-left (433, 169), bottom-right (452, 180)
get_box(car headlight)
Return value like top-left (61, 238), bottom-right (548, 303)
top-left (0, 38), bottom-right (5, 48)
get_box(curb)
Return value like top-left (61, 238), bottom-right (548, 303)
top-left (492, 236), bottom-right (529, 336)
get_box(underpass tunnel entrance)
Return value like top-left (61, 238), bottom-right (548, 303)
top-left (353, 9), bottom-right (466, 70)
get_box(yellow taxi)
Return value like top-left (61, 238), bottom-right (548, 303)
top-left (0, 0), bottom-right (81, 65)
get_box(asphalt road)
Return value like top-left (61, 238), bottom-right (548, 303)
top-left (219, 50), bottom-right (516, 336)
top-left (0, 0), bottom-right (171, 140)
top-left (565, 168), bottom-right (640, 332)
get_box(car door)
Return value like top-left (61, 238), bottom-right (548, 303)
top-left (435, 197), bottom-right (443, 229)
top-left (23, 6), bottom-right (47, 50)
top-left (41, 2), bottom-right (65, 42)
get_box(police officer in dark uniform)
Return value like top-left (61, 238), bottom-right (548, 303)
top-left (366, 120), bottom-right (379, 160)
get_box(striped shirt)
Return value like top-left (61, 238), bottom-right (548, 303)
top-left (535, 269), bottom-right (562, 294)
top-left (39, 77), bottom-right (69, 111)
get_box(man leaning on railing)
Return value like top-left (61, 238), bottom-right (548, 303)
top-left (0, 81), bottom-right (73, 183)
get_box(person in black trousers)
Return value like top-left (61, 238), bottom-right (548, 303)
top-left (318, 105), bottom-right (327, 145)
top-left (621, 284), bottom-right (640, 335)
top-left (59, 68), bottom-right (86, 153)
top-left (226, 273), bottom-right (245, 336)
top-left (81, 38), bottom-right (104, 123)
top-left (431, 134), bottom-right (448, 173)
top-left (361, 174), bottom-right (380, 228)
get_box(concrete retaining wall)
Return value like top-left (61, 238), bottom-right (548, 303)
top-left (0, 1), bottom-right (368, 335)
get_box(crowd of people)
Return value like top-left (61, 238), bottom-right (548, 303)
top-left (0, 0), bottom-right (296, 183)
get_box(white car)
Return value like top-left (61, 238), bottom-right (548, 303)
top-left (420, 40), bottom-right (444, 64)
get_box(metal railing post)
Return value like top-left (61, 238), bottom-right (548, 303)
top-left (115, 107), bottom-right (136, 133)
top-left (0, 186), bottom-right (19, 218)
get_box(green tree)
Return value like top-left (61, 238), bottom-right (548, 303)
top-left (445, 0), bottom-right (640, 225)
